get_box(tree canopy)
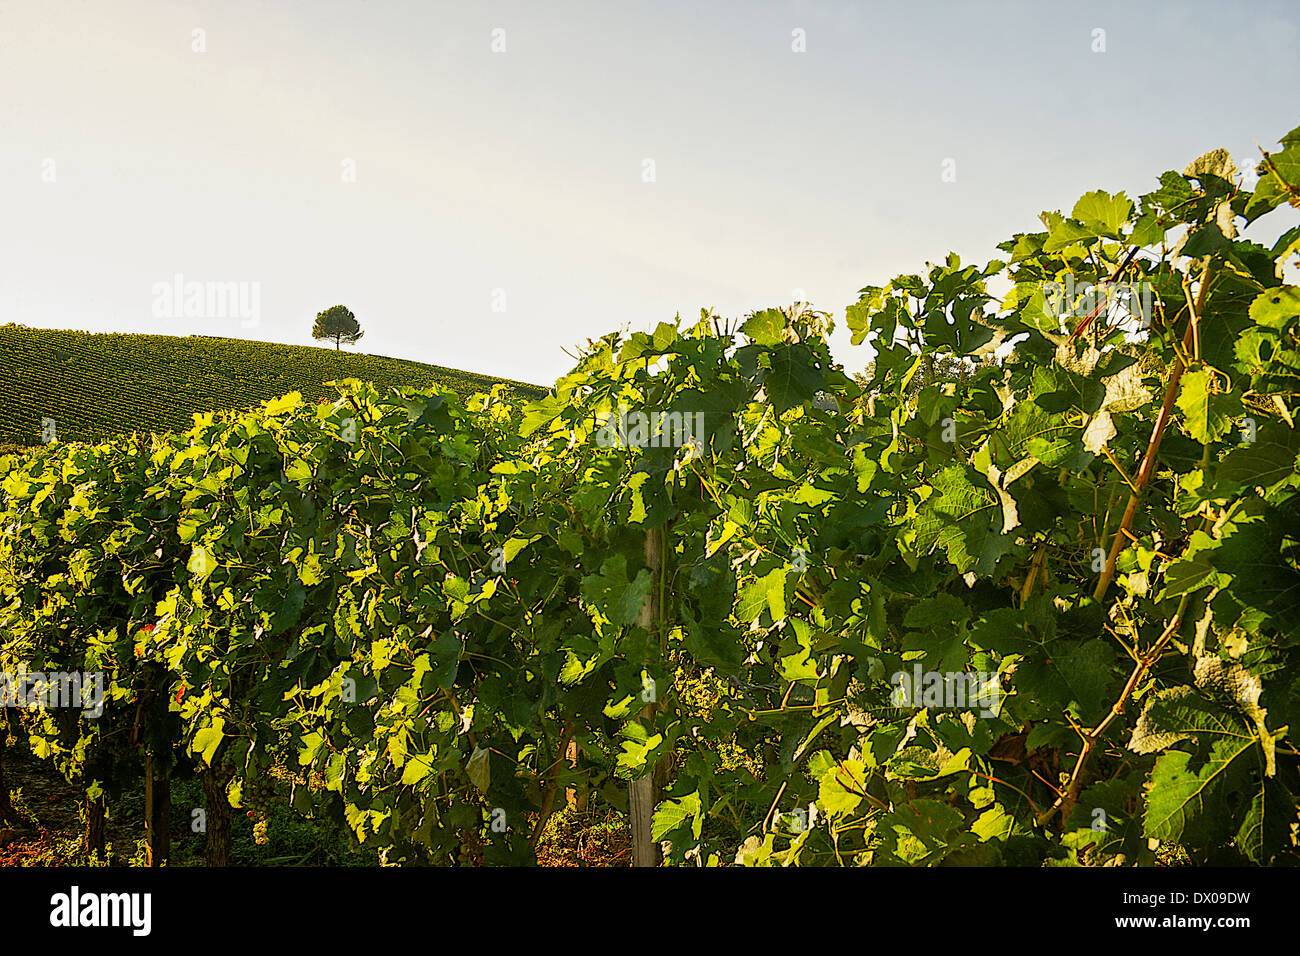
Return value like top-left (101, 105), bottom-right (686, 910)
top-left (312, 305), bottom-right (364, 351)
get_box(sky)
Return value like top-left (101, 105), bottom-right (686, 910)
top-left (1, 0), bottom-right (1297, 386)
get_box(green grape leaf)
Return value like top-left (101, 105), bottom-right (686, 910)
top-left (581, 555), bottom-right (653, 626)
top-left (1177, 370), bottom-right (1244, 443)
top-left (912, 466), bottom-right (1005, 574)
top-left (742, 309), bottom-right (786, 347)
top-left (652, 790), bottom-right (703, 842)
top-left (192, 717), bottom-right (225, 766)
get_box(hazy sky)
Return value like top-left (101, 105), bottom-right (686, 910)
top-left (2, 0), bottom-right (1297, 386)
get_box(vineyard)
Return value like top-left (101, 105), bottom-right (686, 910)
top-left (0, 326), bottom-right (546, 448)
top-left (1, 125), bottom-right (1299, 867)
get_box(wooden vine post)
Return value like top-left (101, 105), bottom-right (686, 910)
top-left (83, 792), bottom-right (108, 861)
top-left (629, 525), bottom-right (664, 867)
top-left (143, 755), bottom-right (171, 866)
top-left (201, 768), bottom-right (234, 866)
top-left (137, 661), bottom-right (171, 866)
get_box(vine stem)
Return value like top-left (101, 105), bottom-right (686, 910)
top-left (530, 721), bottom-right (575, 848)
top-left (1092, 260), bottom-right (1214, 603)
top-left (1040, 258), bottom-right (1215, 829)
top-left (1036, 593), bottom-right (1191, 828)
top-left (1018, 539), bottom-right (1048, 606)
top-left (761, 781), bottom-right (789, 833)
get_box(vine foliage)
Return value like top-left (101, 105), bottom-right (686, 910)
top-left (2, 125), bottom-right (1299, 866)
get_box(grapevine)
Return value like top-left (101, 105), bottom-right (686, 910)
top-left (2, 127), bottom-right (1299, 867)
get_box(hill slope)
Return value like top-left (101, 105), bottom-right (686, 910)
top-left (0, 326), bottom-right (546, 446)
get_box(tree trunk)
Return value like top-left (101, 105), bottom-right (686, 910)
top-left (201, 769), bottom-right (233, 867)
top-left (144, 755), bottom-right (171, 866)
top-left (0, 730), bottom-right (23, 827)
top-left (83, 793), bottom-right (107, 861)
top-left (629, 526), bottom-right (664, 867)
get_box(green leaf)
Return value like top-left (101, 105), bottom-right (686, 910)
top-left (270, 583), bottom-right (306, 635)
top-left (652, 790), bottom-right (703, 842)
top-left (187, 544), bottom-right (215, 578)
top-left (912, 466), bottom-right (1005, 574)
top-left (903, 593), bottom-right (971, 630)
top-left (1071, 190), bottom-right (1133, 238)
top-left (1143, 740), bottom-right (1254, 846)
top-left (502, 535), bottom-right (539, 564)
top-left (808, 751), bottom-right (865, 817)
top-left (1042, 212), bottom-right (1093, 253)
top-left (1214, 421), bottom-right (1300, 494)
top-left (466, 746), bottom-right (490, 793)
top-left (284, 457), bottom-right (313, 483)
top-left (298, 730), bottom-right (326, 767)
top-left (1144, 170), bottom-right (1196, 215)
top-left (1158, 533), bottom-right (1229, 599)
top-left (616, 723), bottom-right (665, 777)
top-left (1209, 510), bottom-right (1300, 639)
top-left (971, 806), bottom-right (1014, 842)
top-left (1129, 685), bottom-right (1243, 756)
top-left (581, 555), bottom-right (653, 626)
top-left (764, 344), bottom-right (826, 413)
top-left (778, 619), bottom-right (820, 682)
top-left (1247, 142), bottom-right (1300, 219)
top-left (1236, 777), bottom-right (1294, 864)
top-left (193, 716), bottom-right (225, 766)
top-left (263, 392), bottom-right (303, 416)
top-left (519, 395), bottom-right (567, 437)
top-left (742, 309), bottom-right (786, 347)
top-left (431, 630), bottom-right (462, 689)
top-left (736, 568), bottom-right (789, 623)
top-left (401, 753), bottom-right (435, 786)
top-left (1176, 370), bottom-right (1243, 443)
top-left (1249, 284), bottom-right (1300, 330)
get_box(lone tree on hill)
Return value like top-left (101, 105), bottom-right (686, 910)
top-left (313, 305), bottom-right (364, 350)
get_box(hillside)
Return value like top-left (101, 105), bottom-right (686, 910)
top-left (0, 325), bottom-right (546, 447)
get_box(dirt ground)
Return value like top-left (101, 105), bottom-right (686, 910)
top-left (0, 748), bottom-right (630, 867)
top-left (0, 749), bottom-right (140, 866)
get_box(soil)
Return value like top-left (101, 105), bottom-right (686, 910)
top-left (1, 746), bottom-right (631, 867)
top-left (0, 748), bottom-right (144, 865)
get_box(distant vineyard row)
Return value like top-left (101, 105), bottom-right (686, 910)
top-left (0, 326), bottom-right (546, 447)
